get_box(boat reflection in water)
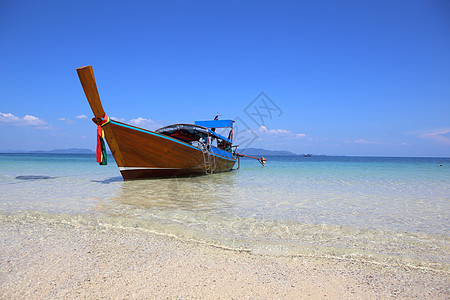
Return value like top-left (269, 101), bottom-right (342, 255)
top-left (100, 172), bottom-right (244, 245)
top-left (109, 172), bottom-right (239, 212)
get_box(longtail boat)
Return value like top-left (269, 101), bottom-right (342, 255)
top-left (76, 65), bottom-right (265, 180)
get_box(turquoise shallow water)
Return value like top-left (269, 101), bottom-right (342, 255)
top-left (1, 153), bottom-right (449, 270)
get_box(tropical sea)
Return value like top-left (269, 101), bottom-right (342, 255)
top-left (0, 153), bottom-right (449, 273)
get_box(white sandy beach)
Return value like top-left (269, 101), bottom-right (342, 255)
top-left (0, 214), bottom-right (448, 299)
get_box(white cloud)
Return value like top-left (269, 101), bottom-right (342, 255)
top-left (58, 117), bottom-right (74, 124)
top-left (128, 117), bottom-right (162, 130)
top-left (110, 116), bottom-right (125, 122)
top-left (259, 125), bottom-right (290, 134)
top-left (352, 139), bottom-right (408, 146)
top-left (354, 139), bottom-right (381, 145)
top-left (76, 114), bottom-right (88, 119)
top-left (258, 125), bottom-right (306, 139)
top-left (416, 128), bottom-right (450, 145)
top-left (0, 112), bottom-right (48, 128)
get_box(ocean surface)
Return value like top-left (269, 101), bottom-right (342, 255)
top-left (1, 153), bottom-right (449, 271)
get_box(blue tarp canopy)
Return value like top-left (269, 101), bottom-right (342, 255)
top-left (208, 129), bottom-right (231, 144)
top-left (194, 120), bottom-right (234, 128)
top-left (156, 123), bottom-right (232, 144)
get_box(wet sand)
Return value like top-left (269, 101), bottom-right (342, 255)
top-left (1, 215), bottom-right (448, 299)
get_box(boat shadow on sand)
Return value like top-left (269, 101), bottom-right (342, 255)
top-left (91, 176), bottom-right (123, 184)
top-left (11, 175), bottom-right (56, 184)
top-left (15, 175), bottom-right (56, 180)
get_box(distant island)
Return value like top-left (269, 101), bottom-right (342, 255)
top-left (28, 148), bottom-right (95, 154)
top-left (239, 148), bottom-right (300, 156)
top-left (1, 147), bottom-right (316, 156)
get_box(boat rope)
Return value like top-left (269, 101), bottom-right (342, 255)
top-left (96, 114), bottom-right (110, 165)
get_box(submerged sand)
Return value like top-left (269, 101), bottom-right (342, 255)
top-left (0, 215), bottom-right (448, 299)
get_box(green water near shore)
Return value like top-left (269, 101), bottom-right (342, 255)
top-left (1, 154), bottom-right (449, 271)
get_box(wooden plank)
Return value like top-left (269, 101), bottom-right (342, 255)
top-left (76, 65), bottom-right (105, 118)
top-left (109, 122), bottom-right (236, 178)
top-left (76, 65), bottom-right (125, 166)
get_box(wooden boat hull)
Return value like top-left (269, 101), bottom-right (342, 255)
top-left (105, 120), bottom-right (236, 180)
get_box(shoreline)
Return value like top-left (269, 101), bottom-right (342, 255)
top-left (1, 215), bottom-right (448, 299)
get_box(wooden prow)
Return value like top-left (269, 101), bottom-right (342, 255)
top-left (76, 65), bottom-right (105, 118)
top-left (76, 65), bottom-right (125, 167)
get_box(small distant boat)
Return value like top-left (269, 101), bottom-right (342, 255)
top-left (77, 66), bottom-right (264, 180)
top-left (303, 154), bottom-right (312, 157)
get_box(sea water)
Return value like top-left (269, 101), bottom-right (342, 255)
top-left (0, 153), bottom-right (449, 271)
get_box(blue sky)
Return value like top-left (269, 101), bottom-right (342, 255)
top-left (1, 0), bottom-right (449, 156)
